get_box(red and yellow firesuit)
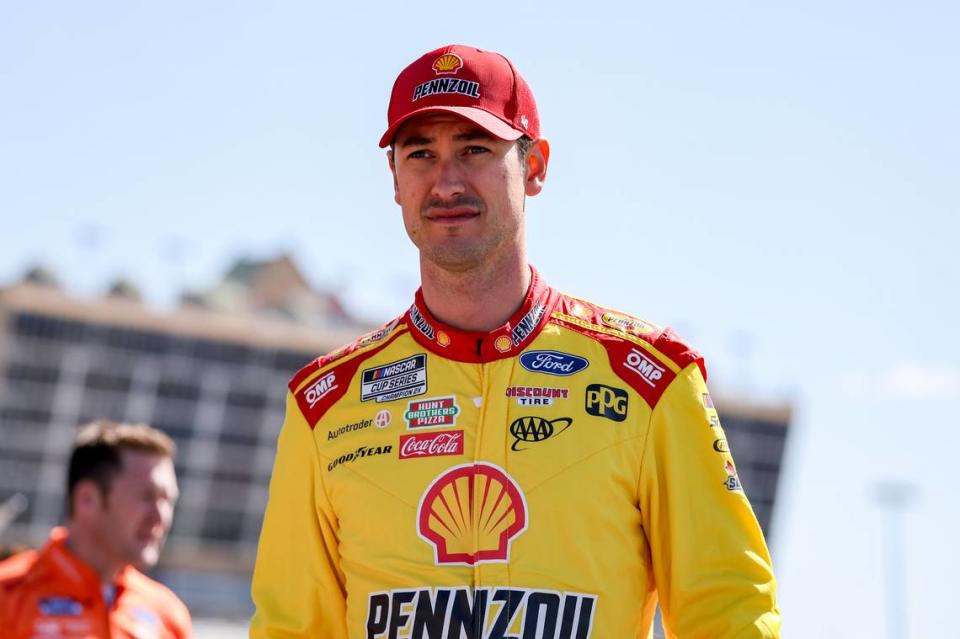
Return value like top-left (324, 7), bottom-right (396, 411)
top-left (251, 268), bottom-right (780, 638)
top-left (0, 527), bottom-right (191, 638)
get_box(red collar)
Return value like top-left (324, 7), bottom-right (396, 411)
top-left (405, 266), bottom-right (559, 363)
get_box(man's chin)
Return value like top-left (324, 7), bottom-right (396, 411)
top-left (132, 545), bottom-right (161, 570)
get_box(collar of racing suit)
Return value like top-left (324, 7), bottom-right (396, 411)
top-left (405, 265), bottom-right (560, 363)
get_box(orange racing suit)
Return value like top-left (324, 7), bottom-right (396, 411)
top-left (0, 527), bottom-right (191, 639)
top-left (250, 267), bottom-right (780, 638)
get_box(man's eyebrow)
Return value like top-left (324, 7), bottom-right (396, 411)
top-left (396, 134), bottom-right (432, 149)
top-left (396, 128), bottom-right (496, 148)
top-left (455, 130), bottom-right (495, 142)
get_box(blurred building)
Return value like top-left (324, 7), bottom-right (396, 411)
top-left (0, 256), bottom-right (365, 618)
top-left (0, 259), bottom-right (791, 626)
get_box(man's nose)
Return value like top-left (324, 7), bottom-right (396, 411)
top-left (430, 156), bottom-right (466, 200)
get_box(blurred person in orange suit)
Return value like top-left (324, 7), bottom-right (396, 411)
top-left (0, 420), bottom-right (190, 638)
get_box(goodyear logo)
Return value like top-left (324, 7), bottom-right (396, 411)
top-left (361, 354), bottom-right (427, 403)
top-left (585, 384), bottom-right (628, 422)
top-left (509, 416), bottom-right (573, 451)
top-left (418, 462), bottom-right (527, 565)
top-left (366, 586), bottom-right (597, 639)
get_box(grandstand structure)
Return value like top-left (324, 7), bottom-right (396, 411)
top-left (0, 258), bottom-right (790, 620)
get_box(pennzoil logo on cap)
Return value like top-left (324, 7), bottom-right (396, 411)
top-left (417, 462), bottom-right (527, 565)
top-left (432, 53), bottom-right (463, 75)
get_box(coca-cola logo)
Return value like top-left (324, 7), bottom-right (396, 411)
top-left (399, 430), bottom-right (464, 460)
top-left (518, 350), bottom-right (589, 376)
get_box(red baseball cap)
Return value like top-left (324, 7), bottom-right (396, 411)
top-left (379, 44), bottom-right (540, 148)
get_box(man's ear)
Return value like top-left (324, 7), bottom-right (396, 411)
top-left (71, 479), bottom-right (105, 519)
top-left (387, 149), bottom-right (400, 205)
top-left (525, 139), bottom-right (550, 197)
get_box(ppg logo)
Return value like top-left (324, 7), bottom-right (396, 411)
top-left (585, 384), bottom-right (628, 422)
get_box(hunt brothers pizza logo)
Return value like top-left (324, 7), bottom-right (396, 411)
top-left (404, 396), bottom-right (459, 429)
top-left (399, 430), bottom-right (464, 460)
top-left (365, 586), bottom-right (597, 639)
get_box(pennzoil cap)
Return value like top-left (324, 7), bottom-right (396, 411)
top-left (379, 44), bottom-right (540, 148)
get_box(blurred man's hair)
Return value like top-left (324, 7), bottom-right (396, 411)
top-left (66, 420), bottom-right (176, 517)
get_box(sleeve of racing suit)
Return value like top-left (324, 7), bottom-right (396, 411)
top-left (638, 362), bottom-right (781, 638)
top-left (250, 391), bottom-right (347, 639)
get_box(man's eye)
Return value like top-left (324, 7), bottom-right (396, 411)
top-left (464, 146), bottom-right (490, 155)
top-left (407, 149), bottom-right (431, 159)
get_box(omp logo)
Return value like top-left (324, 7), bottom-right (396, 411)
top-left (365, 587), bottom-right (597, 639)
top-left (509, 416), bottom-right (573, 451)
top-left (585, 384), bottom-right (628, 422)
top-left (417, 463), bottom-right (527, 565)
top-left (519, 351), bottom-right (589, 376)
top-left (304, 372), bottom-right (337, 408)
top-left (623, 349), bottom-right (665, 387)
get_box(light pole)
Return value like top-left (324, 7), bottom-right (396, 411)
top-left (873, 481), bottom-right (918, 639)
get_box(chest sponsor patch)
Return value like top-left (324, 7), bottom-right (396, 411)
top-left (38, 596), bottom-right (83, 616)
top-left (361, 354), bottom-right (427, 403)
top-left (327, 444), bottom-right (393, 472)
top-left (510, 416), bottom-right (573, 451)
top-left (366, 586), bottom-right (597, 639)
top-left (418, 462), bottom-right (527, 566)
top-left (327, 417), bottom-right (373, 441)
top-left (405, 396), bottom-right (459, 429)
top-left (399, 429), bottom-right (464, 459)
top-left (584, 384), bottom-right (628, 422)
top-left (505, 386), bottom-right (568, 406)
top-left (519, 351), bottom-right (589, 376)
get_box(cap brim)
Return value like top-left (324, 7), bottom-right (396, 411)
top-left (378, 106), bottom-right (524, 148)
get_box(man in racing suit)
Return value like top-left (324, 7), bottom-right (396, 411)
top-left (250, 44), bottom-right (781, 638)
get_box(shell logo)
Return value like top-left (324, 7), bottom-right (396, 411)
top-left (417, 462), bottom-right (527, 565)
top-left (494, 335), bottom-right (512, 353)
top-left (432, 53), bottom-right (463, 75)
top-left (437, 331), bottom-right (451, 347)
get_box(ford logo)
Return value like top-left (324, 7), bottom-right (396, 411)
top-left (519, 351), bottom-right (589, 376)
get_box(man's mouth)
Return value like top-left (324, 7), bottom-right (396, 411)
top-left (425, 206), bottom-right (481, 222)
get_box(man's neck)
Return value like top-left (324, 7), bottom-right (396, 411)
top-left (419, 253), bottom-right (531, 333)
top-left (64, 522), bottom-right (123, 585)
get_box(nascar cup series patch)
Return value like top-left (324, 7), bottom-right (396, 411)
top-left (361, 354), bottom-right (427, 403)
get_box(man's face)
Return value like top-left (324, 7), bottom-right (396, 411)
top-left (93, 451), bottom-right (179, 570)
top-left (388, 114), bottom-right (544, 273)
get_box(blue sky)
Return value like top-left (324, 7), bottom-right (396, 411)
top-left (3, 2), bottom-right (958, 636)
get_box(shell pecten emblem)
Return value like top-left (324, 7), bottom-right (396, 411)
top-left (417, 462), bottom-right (528, 565)
top-left (432, 53), bottom-right (463, 75)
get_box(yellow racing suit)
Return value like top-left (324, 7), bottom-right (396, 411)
top-left (250, 267), bottom-right (780, 638)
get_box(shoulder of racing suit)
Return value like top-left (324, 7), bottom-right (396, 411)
top-left (287, 313), bottom-right (409, 429)
top-left (550, 293), bottom-right (706, 408)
